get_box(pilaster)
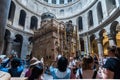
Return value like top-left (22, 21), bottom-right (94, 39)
top-left (21, 36), bottom-right (29, 59)
top-left (0, 0), bottom-right (11, 54)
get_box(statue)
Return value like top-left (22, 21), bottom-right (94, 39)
top-left (66, 20), bottom-right (74, 35)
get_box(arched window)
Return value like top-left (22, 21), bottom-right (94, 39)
top-left (30, 16), bottom-right (38, 30)
top-left (88, 10), bottom-right (94, 27)
top-left (19, 10), bottom-right (26, 27)
top-left (97, 2), bottom-right (103, 23)
top-left (60, 0), bottom-right (64, 4)
top-left (106, 0), bottom-right (116, 14)
top-left (8, 1), bottom-right (16, 24)
top-left (44, 0), bottom-right (48, 2)
top-left (68, 0), bottom-right (72, 3)
top-left (78, 16), bottom-right (83, 31)
top-left (52, 0), bottom-right (56, 4)
top-left (60, 9), bottom-right (64, 15)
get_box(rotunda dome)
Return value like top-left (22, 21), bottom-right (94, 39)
top-left (41, 12), bottom-right (56, 20)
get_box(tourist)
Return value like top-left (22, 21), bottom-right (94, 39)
top-left (76, 60), bottom-right (82, 79)
top-left (25, 57), bottom-right (42, 77)
top-left (93, 54), bottom-right (99, 70)
top-left (102, 46), bottom-right (120, 79)
top-left (25, 55), bottom-right (31, 68)
top-left (77, 56), bottom-right (98, 79)
top-left (49, 56), bottom-right (71, 79)
top-left (0, 55), bottom-right (11, 72)
top-left (70, 57), bottom-right (78, 79)
top-left (28, 65), bottom-right (44, 80)
top-left (8, 58), bottom-right (24, 77)
top-left (103, 55), bottom-right (108, 65)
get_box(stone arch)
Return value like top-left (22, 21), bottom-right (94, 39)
top-left (3, 29), bottom-right (11, 55)
top-left (8, 1), bottom-right (16, 24)
top-left (30, 16), bottom-right (38, 30)
top-left (13, 34), bottom-right (23, 58)
top-left (97, 2), bottom-right (103, 23)
top-left (19, 10), bottom-right (26, 27)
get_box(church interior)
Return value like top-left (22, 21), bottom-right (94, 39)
top-left (0, 0), bottom-right (120, 79)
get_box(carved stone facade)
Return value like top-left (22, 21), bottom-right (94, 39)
top-left (32, 13), bottom-right (78, 63)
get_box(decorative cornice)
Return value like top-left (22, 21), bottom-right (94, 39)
top-left (79, 8), bottom-right (120, 37)
top-left (15, 0), bottom-right (98, 20)
top-left (7, 24), bottom-right (33, 36)
top-left (35, 0), bottom-right (81, 8)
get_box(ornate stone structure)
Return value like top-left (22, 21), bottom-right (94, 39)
top-left (32, 13), bottom-right (78, 63)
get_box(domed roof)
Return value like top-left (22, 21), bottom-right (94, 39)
top-left (41, 12), bottom-right (56, 20)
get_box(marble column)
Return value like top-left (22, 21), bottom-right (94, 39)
top-left (0, 0), bottom-right (11, 54)
top-left (96, 38), bottom-right (103, 56)
top-left (84, 36), bottom-right (89, 55)
top-left (116, 0), bottom-right (120, 7)
top-left (101, 0), bottom-right (108, 18)
top-left (107, 33), bottom-right (116, 46)
top-left (96, 38), bottom-right (104, 65)
top-left (64, 0), bottom-right (68, 4)
top-left (21, 36), bottom-right (29, 59)
top-left (37, 18), bottom-right (41, 29)
top-left (6, 37), bottom-right (13, 55)
top-left (56, 0), bottom-right (59, 4)
top-left (48, 0), bottom-right (52, 4)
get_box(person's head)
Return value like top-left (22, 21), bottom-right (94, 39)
top-left (11, 58), bottom-right (20, 68)
top-left (69, 57), bottom-right (73, 62)
top-left (57, 56), bottom-right (68, 72)
top-left (107, 46), bottom-right (120, 58)
top-left (82, 56), bottom-right (94, 70)
top-left (28, 65), bottom-right (43, 80)
top-left (26, 55), bottom-right (30, 60)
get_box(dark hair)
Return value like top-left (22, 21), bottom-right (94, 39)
top-left (57, 57), bottom-right (68, 72)
top-left (107, 46), bottom-right (120, 59)
top-left (82, 56), bottom-right (93, 70)
top-left (11, 58), bottom-right (21, 68)
top-left (28, 65), bottom-right (43, 80)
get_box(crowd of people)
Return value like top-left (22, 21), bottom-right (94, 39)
top-left (0, 45), bottom-right (120, 80)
